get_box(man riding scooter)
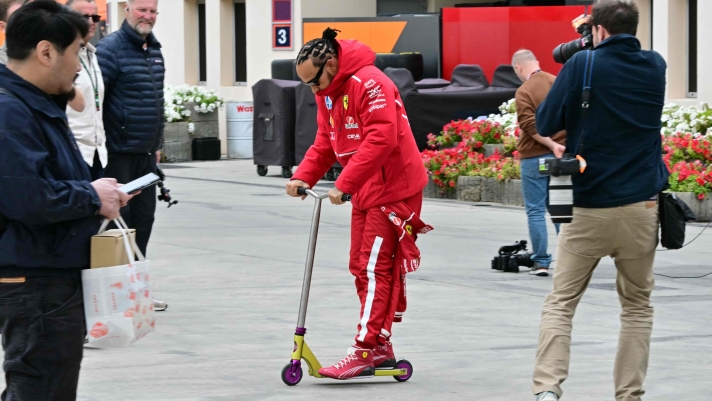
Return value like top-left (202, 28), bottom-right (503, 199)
top-left (285, 28), bottom-right (431, 380)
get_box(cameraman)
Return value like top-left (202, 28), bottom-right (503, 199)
top-left (530, 2), bottom-right (668, 401)
top-left (512, 49), bottom-right (566, 277)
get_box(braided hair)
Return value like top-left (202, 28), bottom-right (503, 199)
top-left (296, 27), bottom-right (340, 67)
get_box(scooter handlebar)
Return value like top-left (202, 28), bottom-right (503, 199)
top-left (297, 187), bottom-right (351, 202)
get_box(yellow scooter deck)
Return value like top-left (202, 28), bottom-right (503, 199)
top-left (292, 335), bottom-right (408, 378)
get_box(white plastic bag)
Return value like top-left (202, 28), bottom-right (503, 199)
top-left (82, 217), bottom-right (156, 347)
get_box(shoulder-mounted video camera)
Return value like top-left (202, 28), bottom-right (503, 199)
top-left (491, 240), bottom-right (534, 273)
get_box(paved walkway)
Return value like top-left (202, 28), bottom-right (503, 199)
top-left (6, 159), bottom-right (711, 401)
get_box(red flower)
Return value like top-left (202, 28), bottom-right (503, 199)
top-left (698, 193), bottom-right (706, 200)
top-left (449, 181), bottom-right (456, 188)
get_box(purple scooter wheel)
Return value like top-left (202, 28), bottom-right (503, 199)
top-left (393, 359), bottom-right (413, 382)
top-left (281, 361), bottom-right (303, 386)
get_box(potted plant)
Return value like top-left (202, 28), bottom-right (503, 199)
top-left (162, 85), bottom-right (225, 162)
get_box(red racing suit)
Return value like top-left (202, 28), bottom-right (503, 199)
top-left (293, 40), bottom-right (429, 349)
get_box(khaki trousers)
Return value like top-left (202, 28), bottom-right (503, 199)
top-left (532, 201), bottom-right (659, 401)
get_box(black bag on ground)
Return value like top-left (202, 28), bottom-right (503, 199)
top-left (659, 192), bottom-right (697, 249)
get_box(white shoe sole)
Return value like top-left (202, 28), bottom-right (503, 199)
top-left (529, 269), bottom-right (550, 277)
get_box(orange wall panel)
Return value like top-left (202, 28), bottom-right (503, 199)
top-left (303, 21), bottom-right (407, 53)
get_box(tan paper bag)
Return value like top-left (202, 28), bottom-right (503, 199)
top-left (91, 221), bottom-right (136, 269)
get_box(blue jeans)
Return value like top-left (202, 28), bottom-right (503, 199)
top-left (521, 155), bottom-right (559, 268)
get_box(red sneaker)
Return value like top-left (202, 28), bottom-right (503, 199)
top-left (318, 347), bottom-right (375, 380)
top-left (373, 341), bottom-right (396, 368)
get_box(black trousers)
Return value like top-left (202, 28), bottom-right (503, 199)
top-left (103, 153), bottom-right (157, 256)
top-left (0, 275), bottom-right (85, 401)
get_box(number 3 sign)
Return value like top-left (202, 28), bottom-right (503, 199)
top-left (273, 25), bottom-right (292, 50)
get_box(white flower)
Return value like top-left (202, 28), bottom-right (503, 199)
top-left (188, 123), bottom-right (195, 134)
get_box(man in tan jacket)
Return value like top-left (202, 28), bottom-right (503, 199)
top-left (512, 49), bottom-right (566, 277)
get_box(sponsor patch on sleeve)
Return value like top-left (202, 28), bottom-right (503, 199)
top-left (367, 86), bottom-right (382, 99)
top-left (368, 104), bottom-right (387, 113)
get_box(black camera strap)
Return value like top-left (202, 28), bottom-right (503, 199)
top-left (575, 50), bottom-right (595, 157)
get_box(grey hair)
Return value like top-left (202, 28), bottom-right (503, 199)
top-left (511, 49), bottom-right (538, 67)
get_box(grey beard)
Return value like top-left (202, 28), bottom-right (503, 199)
top-left (132, 24), bottom-right (153, 36)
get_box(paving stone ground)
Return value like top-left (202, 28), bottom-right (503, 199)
top-left (5, 159), bottom-right (711, 401)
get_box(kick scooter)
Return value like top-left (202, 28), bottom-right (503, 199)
top-left (281, 187), bottom-right (414, 386)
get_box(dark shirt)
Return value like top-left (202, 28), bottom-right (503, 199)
top-left (536, 35), bottom-right (669, 208)
top-left (0, 65), bottom-right (101, 271)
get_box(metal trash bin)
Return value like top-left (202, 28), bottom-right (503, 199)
top-left (226, 101), bottom-right (254, 159)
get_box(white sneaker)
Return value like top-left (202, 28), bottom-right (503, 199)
top-left (153, 299), bottom-right (168, 311)
top-left (535, 391), bottom-right (559, 401)
top-left (529, 263), bottom-right (550, 277)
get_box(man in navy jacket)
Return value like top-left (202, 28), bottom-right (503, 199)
top-left (530, 2), bottom-right (668, 401)
top-left (96, 0), bottom-right (164, 259)
top-left (0, 2), bottom-right (129, 399)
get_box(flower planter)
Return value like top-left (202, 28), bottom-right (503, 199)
top-left (502, 179), bottom-right (523, 206)
top-left (184, 102), bottom-right (219, 139)
top-left (454, 176), bottom-right (523, 205)
top-left (162, 121), bottom-right (191, 162)
top-left (670, 192), bottom-right (712, 222)
top-left (191, 121), bottom-right (219, 139)
top-left (184, 102), bottom-right (219, 122)
top-left (456, 176), bottom-right (483, 202)
top-left (481, 177), bottom-right (504, 203)
top-left (423, 176), bottom-right (456, 199)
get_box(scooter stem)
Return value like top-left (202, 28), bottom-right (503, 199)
top-left (296, 191), bottom-right (323, 328)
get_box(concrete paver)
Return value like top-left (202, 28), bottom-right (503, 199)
top-left (4, 159), bottom-right (711, 400)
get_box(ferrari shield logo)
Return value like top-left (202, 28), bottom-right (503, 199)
top-left (343, 95), bottom-right (349, 110)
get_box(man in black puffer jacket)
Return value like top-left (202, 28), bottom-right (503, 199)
top-left (97, 0), bottom-right (167, 311)
top-left (96, 0), bottom-right (163, 252)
